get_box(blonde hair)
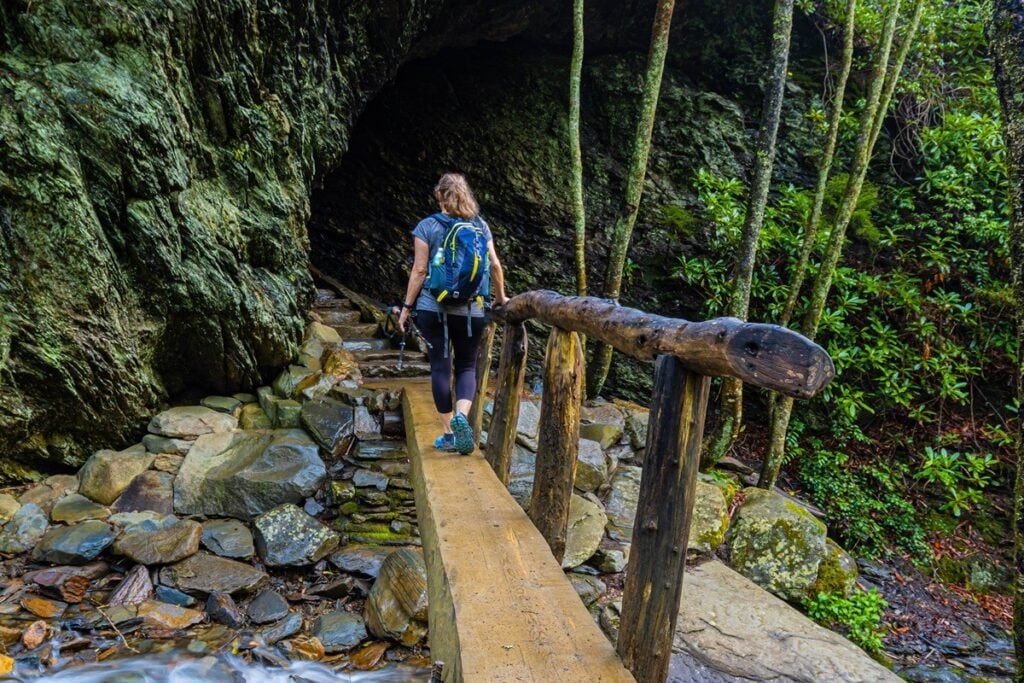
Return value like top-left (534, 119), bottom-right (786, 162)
top-left (434, 173), bottom-right (479, 219)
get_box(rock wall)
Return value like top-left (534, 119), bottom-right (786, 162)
top-left (0, 0), bottom-right (583, 476)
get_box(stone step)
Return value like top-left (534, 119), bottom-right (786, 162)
top-left (333, 322), bottom-right (380, 339)
top-left (318, 309), bottom-right (362, 326)
top-left (351, 349), bottom-right (428, 363)
top-left (315, 297), bottom-right (354, 310)
top-left (315, 288), bottom-right (336, 304)
top-left (343, 339), bottom-right (392, 352)
top-left (359, 361), bottom-right (431, 378)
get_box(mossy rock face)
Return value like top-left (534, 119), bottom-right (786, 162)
top-left (726, 487), bottom-right (828, 602)
top-left (809, 539), bottom-right (858, 597)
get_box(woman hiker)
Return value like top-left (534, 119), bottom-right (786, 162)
top-left (397, 173), bottom-right (509, 454)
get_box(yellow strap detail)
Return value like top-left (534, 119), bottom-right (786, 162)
top-left (436, 291), bottom-right (449, 302)
top-left (470, 253), bottom-right (480, 281)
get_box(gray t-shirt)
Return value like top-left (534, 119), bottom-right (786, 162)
top-left (412, 214), bottom-right (493, 318)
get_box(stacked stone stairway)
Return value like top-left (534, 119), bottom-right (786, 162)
top-left (311, 288), bottom-right (430, 379)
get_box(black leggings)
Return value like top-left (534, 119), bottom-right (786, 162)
top-left (415, 310), bottom-right (486, 414)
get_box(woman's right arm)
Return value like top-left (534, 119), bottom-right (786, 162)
top-left (399, 237), bottom-right (430, 331)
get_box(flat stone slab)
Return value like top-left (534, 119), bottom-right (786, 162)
top-left (669, 560), bottom-right (900, 682)
top-left (388, 379), bottom-right (634, 682)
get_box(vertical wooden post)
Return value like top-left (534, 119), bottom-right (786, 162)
top-left (528, 327), bottom-right (584, 563)
top-left (617, 355), bottom-right (710, 683)
top-left (469, 321), bottom-right (497, 443)
top-left (484, 322), bottom-right (528, 484)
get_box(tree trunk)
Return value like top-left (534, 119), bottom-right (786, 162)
top-left (990, 2), bottom-right (1024, 678)
top-left (528, 327), bottom-right (584, 563)
top-left (779, 0), bottom-right (857, 329)
top-left (702, 0), bottom-right (795, 467)
top-left (761, 0), bottom-right (922, 488)
top-left (586, 0), bottom-right (676, 398)
top-left (570, 0), bottom-right (587, 298)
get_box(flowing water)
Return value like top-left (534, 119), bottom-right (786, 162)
top-left (10, 651), bottom-right (431, 682)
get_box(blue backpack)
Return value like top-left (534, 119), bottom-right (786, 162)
top-left (426, 213), bottom-right (490, 308)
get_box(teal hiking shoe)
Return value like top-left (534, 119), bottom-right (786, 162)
top-left (434, 433), bottom-right (456, 452)
top-left (450, 413), bottom-right (474, 455)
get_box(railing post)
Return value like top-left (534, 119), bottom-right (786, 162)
top-left (528, 327), bottom-right (584, 563)
top-left (484, 322), bottom-right (528, 484)
top-left (469, 321), bottom-right (497, 444)
top-left (617, 355), bottom-right (710, 683)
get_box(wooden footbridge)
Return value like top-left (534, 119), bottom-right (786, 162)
top-left (326, 276), bottom-right (835, 683)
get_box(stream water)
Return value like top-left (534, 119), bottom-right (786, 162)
top-left (11, 652), bottom-right (431, 682)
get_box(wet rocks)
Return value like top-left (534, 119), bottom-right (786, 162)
top-left (329, 545), bottom-right (393, 579)
top-left (726, 487), bottom-right (828, 602)
top-left (137, 599), bottom-right (204, 630)
top-left (50, 494), bottom-right (110, 524)
top-left (562, 495), bottom-right (607, 569)
top-left (253, 504), bottom-right (339, 566)
top-left (207, 592), bottom-right (245, 628)
top-left (352, 469), bottom-right (388, 490)
top-left (0, 504), bottom-right (50, 554)
top-left (148, 406), bottom-right (238, 439)
top-left (159, 552), bottom-right (267, 596)
top-left (354, 407), bottom-right (381, 440)
top-left (260, 611), bottom-right (303, 645)
top-left (590, 548), bottom-right (627, 574)
top-left (314, 611), bottom-right (368, 653)
top-left (113, 519), bottom-right (202, 565)
top-left (173, 430), bottom-right (325, 519)
top-left (364, 548), bottom-right (428, 646)
top-left (78, 445), bottom-right (154, 505)
top-left (300, 398), bottom-right (354, 455)
top-left (272, 365), bottom-right (315, 399)
top-left (200, 519), bottom-right (254, 559)
top-left (114, 471), bottom-right (174, 515)
top-left (247, 589), bottom-right (289, 624)
top-left (32, 520), bottom-right (116, 565)
top-left (108, 565), bottom-right (154, 607)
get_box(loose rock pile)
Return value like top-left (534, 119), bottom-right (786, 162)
top-left (490, 395), bottom-right (860, 623)
top-left (0, 290), bottom-right (431, 677)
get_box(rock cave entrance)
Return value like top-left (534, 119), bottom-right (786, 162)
top-left (307, 38), bottom-right (579, 308)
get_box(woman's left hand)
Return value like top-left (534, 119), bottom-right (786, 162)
top-left (398, 307), bottom-right (410, 332)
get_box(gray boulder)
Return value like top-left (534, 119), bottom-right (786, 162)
top-left (604, 465), bottom-right (642, 542)
top-left (314, 611), bottom-right (368, 653)
top-left (0, 503), bottom-right (49, 553)
top-left (562, 494), bottom-right (607, 569)
top-left (300, 397), bottom-right (354, 455)
top-left (253, 503), bottom-right (339, 566)
top-left (726, 487), bottom-right (828, 602)
top-left (574, 439), bottom-right (608, 493)
top-left (78, 444), bottom-right (154, 505)
top-left (159, 552), bottom-right (266, 596)
top-left (687, 480), bottom-right (731, 554)
top-left (113, 519), bottom-right (202, 565)
top-left (148, 406), bottom-right (237, 438)
top-left (364, 548), bottom-right (428, 646)
top-left (33, 520), bottom-right (116, 565)
top-left (173, 429), bottom-right (325, 519)
top-left (201, 519), bottom-right (255, 559)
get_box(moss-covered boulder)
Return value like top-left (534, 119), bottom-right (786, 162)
top-left (726, 488), bottom-right (827, 602)
top-left (809, 539), bottom-right (859, 597)
top-left (687, 480), bottom-right (730, 554)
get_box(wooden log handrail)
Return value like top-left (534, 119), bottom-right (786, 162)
top-left (495, 290), bottom-right (834, 399)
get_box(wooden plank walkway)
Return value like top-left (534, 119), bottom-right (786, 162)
top-left (372, 378), bottom-right (635, 683)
